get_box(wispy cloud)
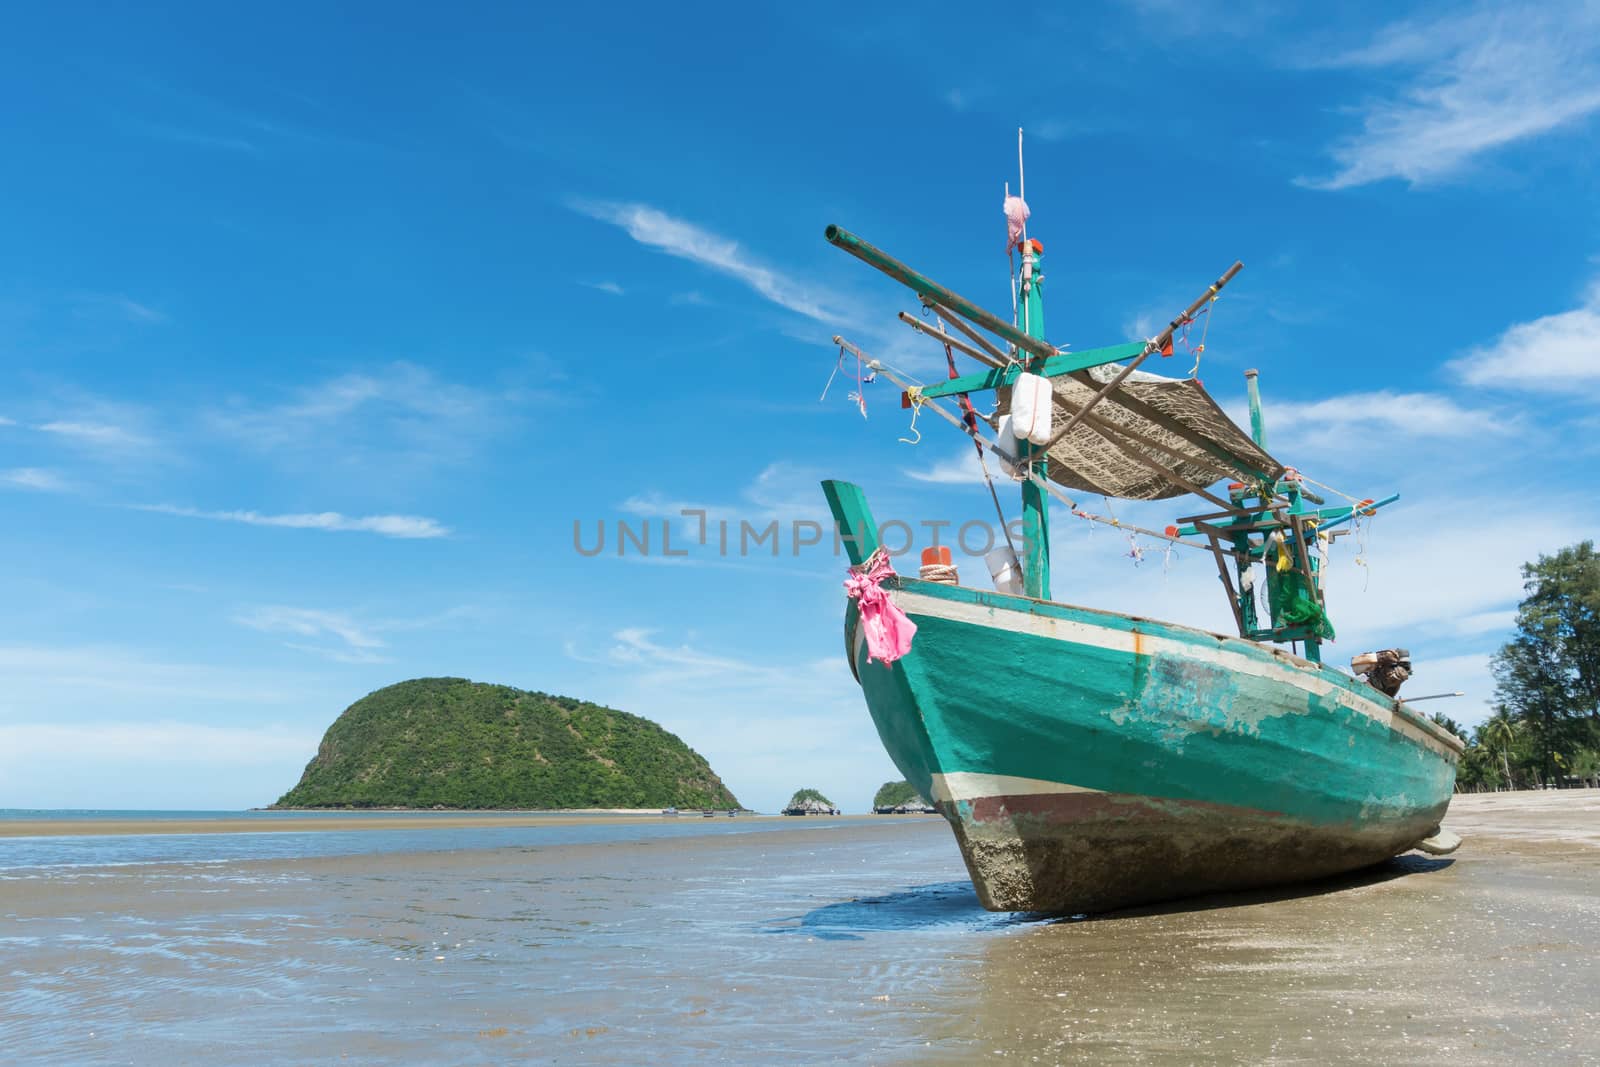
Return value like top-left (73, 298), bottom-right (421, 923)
top-left (1448, 278), bottom-right (1600, 391)
top-left (621, 461), bottom-right (830, 527)
top-left (569, 199), bottom-right (848, 324)
top-left (0, 643), bottom-right (311, 706)
top-left (1261, 390), bottom-right (1507, 451)
top-left (137, 504), bottom-right (450, 539)
top-left (118, 118), bottom-right (264, 155)
top-left (902, 449), bottom-right (989, 486)
top-left (206, 362), bottom-right (511, 473)
top-left (1, 468), bottom-right (69, 492)
top-left (0, 721), bottom-right (315, 765)
top-left (231, 603), bottom-right (475, 664)
top-left (37, 420), bottom-right (153, 450)
top-left (233, 605), bottom-right (391, 663)
top-left (73, 293), bottom-right (167, 324)
top-left (1301, 3), bottom-right (1600, 189)
top-left (582, 280), bottom-right (626, 295)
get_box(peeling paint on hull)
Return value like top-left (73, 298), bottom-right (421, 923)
top-left (848, 578), bottom-right (1463, 913)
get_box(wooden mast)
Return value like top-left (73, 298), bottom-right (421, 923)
top-left (1016, 233), bottom-right (1052, 599)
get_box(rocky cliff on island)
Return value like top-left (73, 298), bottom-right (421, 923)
top-left (274, 677), bottom-right (739, 810)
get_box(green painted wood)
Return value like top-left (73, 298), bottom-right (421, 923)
top-left (824, 225), bottom-right (1057, 362)
top-left (1016, 242), bottom-right (1052, 600)
top-left (1245, 369), bottom-right (1267, 449)
top-left (821, 479), bottom-right (880, 566)
top-left (844, 574), bottom-right (1461, 910)
top-left (1020, 469), bottom-right (1050, 599)
top-left (1173, 494), bottom-right (1400, 538)
top-left (851, 579), bottom-right (1461, 812)
top-left (916, 341), bottom-right (1148, 401)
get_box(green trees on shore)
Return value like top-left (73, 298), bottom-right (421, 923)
top-left (1454, 542), bottom-right (1600, 791)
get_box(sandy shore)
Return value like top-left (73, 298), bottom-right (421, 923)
top-left (2, 790), bottom-right (1594, 1064)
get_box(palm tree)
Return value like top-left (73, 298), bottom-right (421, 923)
top-left (1482, 711), bottom-right (1519, 790)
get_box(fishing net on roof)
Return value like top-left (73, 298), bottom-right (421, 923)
top-left (993, 363), bottom-right (1283, 501)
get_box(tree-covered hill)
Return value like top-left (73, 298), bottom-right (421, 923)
top-left (274, 678), bottom-right (740, 809)
top-left (786, 788), bottom-right (835, 808)
top-left (872, 780), bottom-right (925, 809)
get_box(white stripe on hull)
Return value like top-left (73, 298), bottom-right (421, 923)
top-left (891, 588), bottom-right (1459, 762)
top-left (929, 771), bottom-right (1103, 804)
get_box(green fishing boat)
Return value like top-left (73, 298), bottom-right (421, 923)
top-left (819, 149), bottom-right (1463, 913)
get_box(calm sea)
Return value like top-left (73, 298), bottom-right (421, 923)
top-left (0, 809), bottom-right (861, 870)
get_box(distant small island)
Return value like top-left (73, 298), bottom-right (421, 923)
top-left (783, 788), bottom-right (839, 815)
top-left (273, 678), bottom-right (740, 810)
top-left (873, 780), bottom-right (935, 813)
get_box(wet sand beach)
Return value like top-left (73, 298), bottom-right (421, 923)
top-left (1, 791), bottom-right (1596, 1064)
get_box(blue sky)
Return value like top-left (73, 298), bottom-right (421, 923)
top-left (3, 2), bottom-right (1598, 811)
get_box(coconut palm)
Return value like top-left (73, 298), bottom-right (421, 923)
top-left (1482, 711), bottom-right (1519, 790)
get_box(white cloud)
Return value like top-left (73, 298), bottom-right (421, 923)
top-left (623, 461), bottom-right (831, 527)
top-left (1260, 390), bottom-right (1507, 452)
top-left (1448, 280), bottom-right (1600, 390)
top-left (1302, 3), bottom-right (1600, 189)
top-left (0, 415), bottom-right (16, 426)
top-left (1, 468), bottom-right (69, 492)
top-left (37, 420), bottom-right (152, 449)
top-left (570, 199), bottom-right (848, 324)
top-left (232, 603), bottom-right (476, 663)
top-left (582, 280), bottom-right (625, 295)
top-left (902, 448), bottom-right (991, 486)
top-left (137, 504), bottom-right (450, 539)
top-left (233, 605), bottom-right (384, 650)
top-left (206, 362), bottom-right (509, 473)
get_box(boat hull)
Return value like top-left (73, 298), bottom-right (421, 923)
top-left (849, 578), bottom-right (1462, 912)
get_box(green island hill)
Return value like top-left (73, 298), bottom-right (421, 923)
top-left (273, 678), bottom-right (740, 810)
top-left (872, 780), bottom-right (925, 809)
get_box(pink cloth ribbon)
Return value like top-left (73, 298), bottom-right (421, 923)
top-left (1004, 195), bottom-right (1030, 251)
top-left (844, 554), bottom-right (917, 665)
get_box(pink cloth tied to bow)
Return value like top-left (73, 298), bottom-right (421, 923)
top-left (844, 553), bottom-right (917, 665)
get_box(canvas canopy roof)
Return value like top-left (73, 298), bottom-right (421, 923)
top-left (995, 363), bottom-right (1284, 501)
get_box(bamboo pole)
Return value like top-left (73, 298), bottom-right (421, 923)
top-left (897, 312), bottom-right (1004, 369)
top-left (824, 226), bottom-right (1058, 362)
top-left (921, 299), bottom-right (1011, 363)
top-left (1037, 261), bottom-right (1244, 456)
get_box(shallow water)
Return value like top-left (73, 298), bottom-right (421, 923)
top-left (0, 812), bottom-right (855, 869)
top-left (2, 795), bottom-right (1597, 1064)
